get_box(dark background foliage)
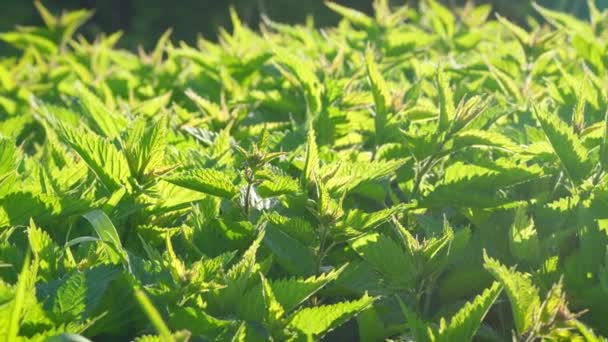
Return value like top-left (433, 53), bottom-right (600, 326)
top-left (0, 0), bottom-right (600, 53)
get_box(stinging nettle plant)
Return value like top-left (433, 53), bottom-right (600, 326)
top-left (0, 0), bottom-right (608, 341)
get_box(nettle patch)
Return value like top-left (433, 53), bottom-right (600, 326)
top-left (1, 1), bottom-right (608, 341)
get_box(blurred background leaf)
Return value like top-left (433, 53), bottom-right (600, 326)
top-left (0, 0), bottom-right (603, 55)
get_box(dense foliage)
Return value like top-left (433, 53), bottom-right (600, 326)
top-left (0, 0), bottom-right (594, 54)
top-left (1, 1), bottom-right (608, 341)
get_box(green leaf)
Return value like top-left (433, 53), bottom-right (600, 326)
top-left (58, 125), bottom-right (130, 192)
top-left (365, 49), bottom-right (391, 145)
top-left (263, 224), bottom-right (316, 276)
top-left (231, 268), bottom-right (341, 323)
top-left (288, 294), bottom-right (374, 339)
top-left (265, 213), bottom-right (317, 246)
top-left (58, 8), bottom-right (93, 43)
top-left (275, 51), bottom-right (322, 116)
top-left (427, 0), bottom-right (455, 39)
top-left (396, 297), bottom-right (428, 342)
top-left (572, 80), bottom-right (587, 131)
top-left (450, 130), bottom-right (518, 152)
top-left (82, 209), bottom-right (127, 264)
top-left (46, 333), bottom-right (95, 342)
top-left (436, 69), bottom-right (455, 132)
top-left (0, 31), bottom-right (57, 54)
top-left (218, 232), bottom-right (265, 311)
top-left (34, 1), bottom-right (58, 28)
top-left (39, 265), bottom-right (120, 323)
top-left (532, 2), bottom-right (591, 35)
top-left (0, 137), bottom-right (16, 178)
top-left (483, 251), bottom-right (541, 335)
top-left (134, 92), bottom-right (172, 117)
top-left (134, 287), bottom-right (174, 342)
top-left (509, 207), bottom-right (540, 265)
top-left (326, 2), bottom-right (374, 29)
top-left (0, 138), bottom-right (16, 198)
top-left (423, 162), bottom-right (541, 208)
top-left (321, 159), bottom-right (404, 194)
top-left (169, 307), bottom-right (233, 338)
top-left (260, 273), bottom-right (285, 328)
top-left (337, 204), bottom-right (406, 240)
top-left (257, 174), bottom-right (300, 198)
top-left (164, 234), bottom-right (186, 282)
top-left (351, 233), bottom-right (415, 288)
top-left (301, 123), bottom-right (319, 187)
top-left (185, 89), bottom-right (228, 122)
top-left (151, 29), bottom-right (172, 66)
top-left (165, 169), bottom-right (238, 199)
top-left (6, 250), bottom-right (32, 341)
top-left (496, 14), bottom-right (530, 45)
top-left (124, 116), bottom-right (168, 179)
top-left (75, 84), bottom-right (127, 138)
top-left (272, 269), bottom-right (341, 312)
top-left (534, 106), bottom-right (591, 184)
top-left (28, 219), bottom-right (59, 278)
top-left (429, 282), bottom-right (502, 342)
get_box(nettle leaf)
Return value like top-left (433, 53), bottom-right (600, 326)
top-left (0, 138), bottom-right (16, 198)
top-left (38, 265), bottom-right (120, 323)
top-left (133, 287), bottom-right (174, 341)
top-left (365, 49), bottom-right (391, 144)
top-left (185, 89), bottom-right (228, 122)
top-left (234, 284), bottom-right (265, 323)
top-left (395, 297), bottom-right (428, 342)
top-left (164, 234), bottom-right (186, 282)
top-left (257, 174), bottom-right (299, 198)
top-left (321, 159), bottom-right (404, 194)
top-left (263, 224), bottom-right (316, 276)
top-left (5, 251), bottom-right (35, 341)
top-left (28, 219), bottom-right (59, 279)
top-left (423, 162), bottom-right (541, 208)
top-left (275, 51), bottom-right (322, 115)
top-left (58, 124), bottom-right (130, 192)
top-left (326, 2), bottom-right (374, 29)
top-left (287, 294), bottom-right (374, 339)
top-left (218, 232), bottom-right (265, 311)
top-left (133, 332), bottom-right (190, 342)
top-left (265, 212), bottom-right (317, 247)
top-left (0, 31), bottom-right (57, 54)
top-left (429, 282), bottom-right (502, 342)
top-left (75, 84), bottom-right (127, 138)
top-left (496, 14), bottom-right (530, 45)
top-left (427, 0), bottom-right (455, 39)
top-left (0, 137), bottom-right (16, 178)
top-left (336, 204), bottom-right (407, 240)
top-left (164, 168), bottom-right (238, 199)
top-left (134, 92), bottom-right (172, 117)
top-left (351, 233), bottom-right (415, 288)
top-left (509, 207), bottom-right (540, 265)
top-left (532, 2), bottom-right (591, 35)
top-left (301, 123), bottom-right (319, 188)
top-left (436, 68), bottom-right (455, 133)
top-left (271, 268), bottom-right (341, 312)
top-left (260, 273), bottom-right (285, 328)
top-left (483, 251), bottom-right (541, 335)
top-left (169, 307), bottom-right (233, 339)
top-left (534, 106), bottom-right (591, 184)
top-left (124, 116), bottom-right (168, 179)
top-left (450, 130), bottom-right (519, 152)
top-left (236, 269), bottom-right (340, 324)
